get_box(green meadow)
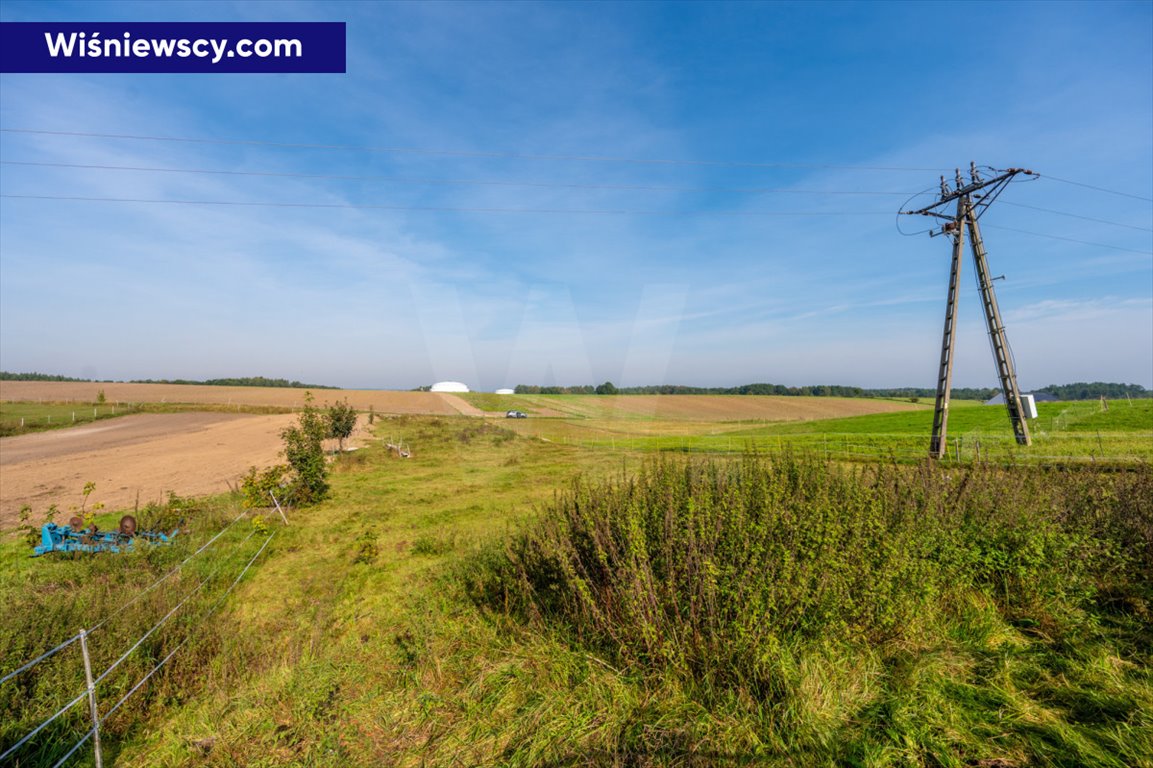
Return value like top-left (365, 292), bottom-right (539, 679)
top-left (1, 401), bottom-right (1151, 766)
top-left (494, 397), bottom-right (1153, 464)
top-left (0, 400), bottom-right (300, 437)
top-left (0, 401), bottom-right (139, 437)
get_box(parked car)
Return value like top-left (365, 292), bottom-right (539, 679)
top-left (505, 410), bottom-right (528, 419)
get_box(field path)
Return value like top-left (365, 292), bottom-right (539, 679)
top-left (435, 393), bottom-right (485, 416)
top-left (1, 412), bottom-right (303, 530)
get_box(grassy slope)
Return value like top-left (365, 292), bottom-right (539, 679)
top-left (106, 418), bottom-right (640, 766)
top-left (4, 410), bottom-right (1151, 765)
top-left (3, 416), bottom-right (1132, 766)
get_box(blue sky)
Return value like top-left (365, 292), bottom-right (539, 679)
top-left (1, 0), bottom-right (1150, 391)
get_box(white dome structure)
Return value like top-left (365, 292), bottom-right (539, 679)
top-left (430, 381), bottom-right (470, 393)
top-left (494, 388), bottom-right (515, 395)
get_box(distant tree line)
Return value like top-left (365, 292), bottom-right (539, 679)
top-left (514, 382), bottom-right (999, 399)
top-left (0, 372), bottom-right (339, 389)
top-left (515, 382), bottom-right (1151, 400)
top-left (129, 376), bottom-right (339, 389)
top-left (0, 371), bottom-right (99, 382)
top-left (1038, 382), bottom-right (1151, 400)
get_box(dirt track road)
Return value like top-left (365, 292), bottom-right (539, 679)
top-left (0, 412), bottom-right (365, 530)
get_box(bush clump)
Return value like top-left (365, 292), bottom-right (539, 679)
top-left (471, 454), bottom-right (1150, 700)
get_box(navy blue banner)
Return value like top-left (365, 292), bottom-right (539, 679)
top-left (0, 22), bottom-right (345, 73)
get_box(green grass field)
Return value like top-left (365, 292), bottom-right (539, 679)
top-left (2, 398), bottom-right (1151, 766)
top-left (0, 400), bottom-right (298, 437)
top-left (0, 401), bottom-right (139, 436)
top-left (499, 398), bottom-right (1153, 463)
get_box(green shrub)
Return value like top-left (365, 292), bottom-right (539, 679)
top-left (327, 399), bottom-right (358, 452)
top-left (470, 454), bottom-right (1147, 701)
top-left (280, 393), bottom-right (329, 505)
top-left (239, 464), bottom-right (290, 509)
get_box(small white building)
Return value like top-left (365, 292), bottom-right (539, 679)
top-left (494, 388), bottom-right (515, 395)
top-left (430, 381), bottom-right (470, 393)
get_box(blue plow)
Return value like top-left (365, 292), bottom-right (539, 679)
top-left (33, 515), bottom-right (180, 557)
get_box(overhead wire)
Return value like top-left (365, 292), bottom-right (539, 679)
top-left (999, 200), bottom-right (1152, 232)
top-left (5, 162), bottom-right (1147, 234)
top-left (4, 127), bottom-right (1149, 200)
top-left (0, 159), bottom-right (915, 196)
top-left (982, 223), bottom-right (1152, 256)
top-left (0, 193), bottom-right (893, 216)
top-left (0, 127), bottom-right (949, 171)
top-left (1042, 174), bottom-right (1153, 203)
top-left (2, 137), bottom-right (1148, 251)
top-left (4, 193), bottom-right (1147, 254)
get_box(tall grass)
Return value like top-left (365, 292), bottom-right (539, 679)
top-left (469, 453), bottom-right (1153, 762)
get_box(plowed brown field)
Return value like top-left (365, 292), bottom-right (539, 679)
top-left (0, 383), bottom-right (473, 531)
top-left (0, 381), bottom-right (468, 415)
top-left (0, 412), bottom-right (376, 530)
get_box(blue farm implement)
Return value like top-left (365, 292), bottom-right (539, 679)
top-left (33, 515), bottom-right (180, 557)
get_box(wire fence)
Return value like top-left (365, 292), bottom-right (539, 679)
top-left (0, 512), bottom-right (276, 767)
top-left (0, 509), bottom-right (249, 690)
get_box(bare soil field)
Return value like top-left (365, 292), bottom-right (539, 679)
top-left (0, 411), bottom-right (373, 531)
top-left (0, 381), bottom-right (470, 416)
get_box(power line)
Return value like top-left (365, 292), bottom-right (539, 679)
top-left (10, 160), bottom-right (1145, 231)
top-left (5, 128), bottom-right (1150, 201)
top-left (5, 195), bottom-right (1149, 253)
top-left (999, 200), bottom-right (1153, 233)
top-left (0, 127), bottom-right (948, 172)
top-left (0, 193), bottom-right (892, 216)
top-left (0, 160), bottom-right (915, 196)
top-left (1042, 174), bottom-right (1153, 203)
top-left (982, 223), bottom-right (1153, 255)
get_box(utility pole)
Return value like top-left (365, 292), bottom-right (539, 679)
top-left (904, 163), bottom-right (1035, 458)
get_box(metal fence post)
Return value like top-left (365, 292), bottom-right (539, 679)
top-left (79, 629), bottom-right (103, 768)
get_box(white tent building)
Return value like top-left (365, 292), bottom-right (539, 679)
top-left (430, 381), bottom-right (470, 393)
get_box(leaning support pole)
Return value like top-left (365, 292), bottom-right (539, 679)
top-left (79, 628), bottom-right (103, 768)
top-left (269, 492), bottom-right (290, 526)
top-left (966, 209), bottom-right (1031, 446)
top-left (929, 197), bottom-right (967, 459)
